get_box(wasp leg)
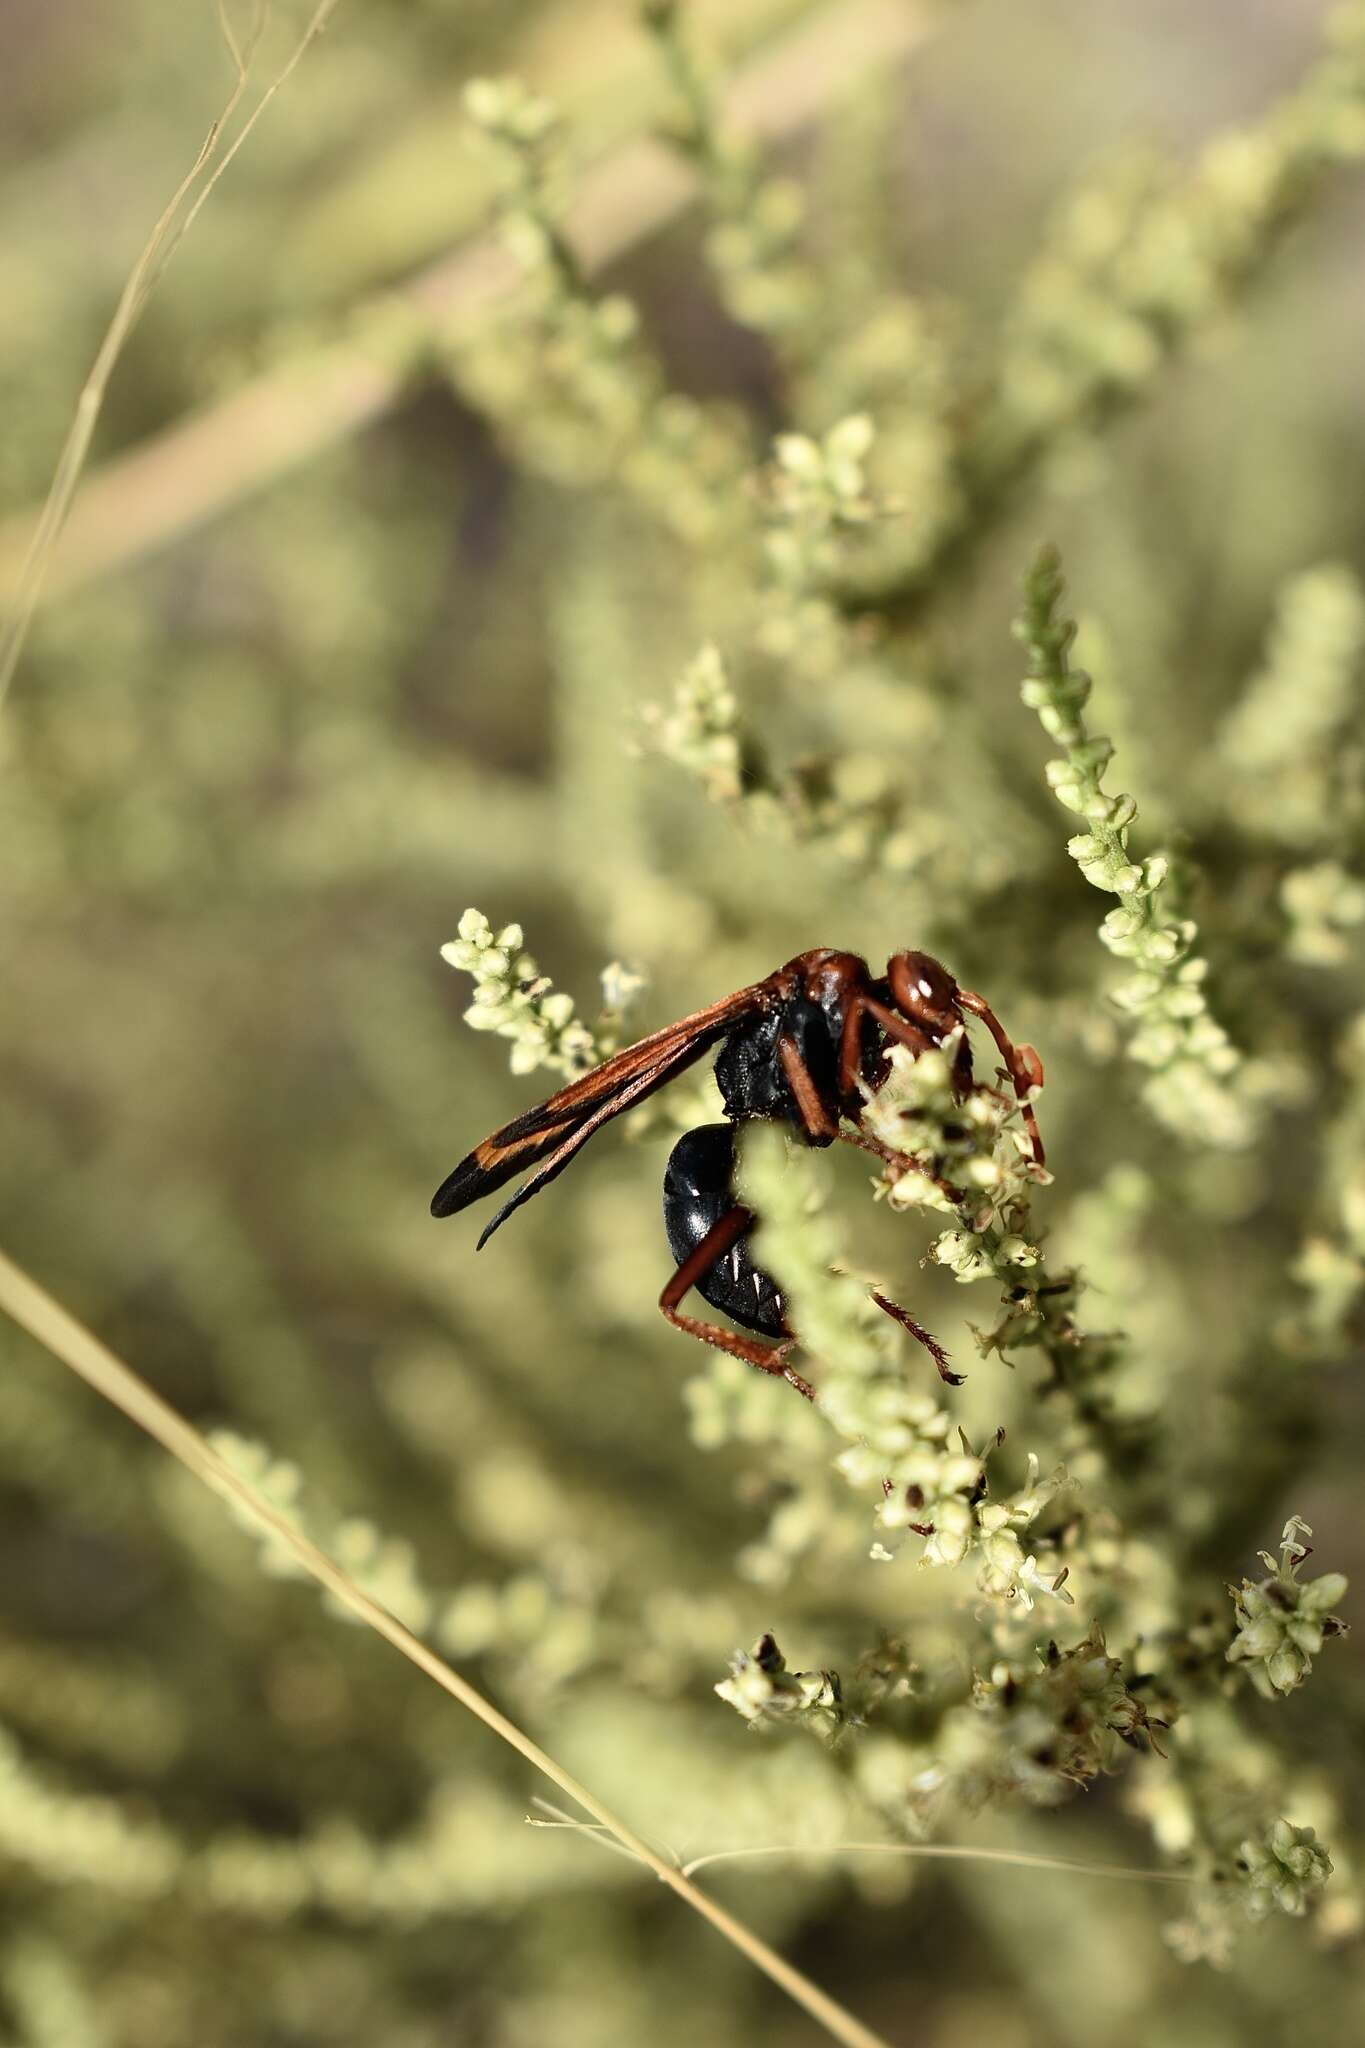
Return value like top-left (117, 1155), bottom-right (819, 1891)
top-left (835, 1121), bottom-right (968, 1212)
top-left (837, 990), bottom-right (866, 1100)
top-left (841, 989), bottom-right (938, 1099)
top-left (955, 987), bottom-right (1046, 1168)
top-left (659, 1204), bottom-right (815, 1401)
top-left (858, 994), bottom-right (939, 1063)
top-left (776, 1036), bottom-right (840, 1142)
top-left (870, 1290), bottom-right (964, 1385)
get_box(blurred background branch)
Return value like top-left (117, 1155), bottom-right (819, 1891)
top-left (0, 0), bottom-right (941, 612)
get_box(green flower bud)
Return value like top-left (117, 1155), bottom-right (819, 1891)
top-left (1239, 1820), bottom-right (1334, 1919)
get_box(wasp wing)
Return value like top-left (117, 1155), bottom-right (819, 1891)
top-left (431, 980), bottom-right (771, 1244)
top-left (467, 1034), bottom-right (720, 1248)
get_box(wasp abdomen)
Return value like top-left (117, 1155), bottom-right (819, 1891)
top-left (662, 1124), bottom-right (786, 1339)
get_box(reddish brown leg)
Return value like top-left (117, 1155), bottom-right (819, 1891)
top-left (837, 1123), bottom-right (967, 1209)
top-left (860, 995), bottom-right (939, 1062)
top-left (956, 988), bottom-right (1046, 1167)
top-left (834, 1032), bottom-right (970, 1204)
top-left (871, 1291), bottom-right (964, 1385)
top-left (659, 1204), bottom-right (815, 1401)
top-left (773, 1029), bottom-right (959, 1388)
top-left (777, 1035), bottom-right (840, 1142)
top-left (838, 991), bottom-right (868, 1100)
top-left (849, 995), bottom-right (966, 1187)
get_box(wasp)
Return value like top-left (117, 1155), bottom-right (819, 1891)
top-left (432, 949), bottom-right (1044, 1402)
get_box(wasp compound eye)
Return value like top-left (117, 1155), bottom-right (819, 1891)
top-left (887, 950), bottom-right (959, 1025)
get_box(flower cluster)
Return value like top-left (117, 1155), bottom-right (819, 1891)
top-left (1238, 1819), bottom-right (1335, 1919)
top-left (738, 1086), bottom-right (1080, 1613)
top-left (1219, 563), bottom-right (1365, 851)
top-left (973, 20), bottom-right (1365, 490)
top-left (464, 75), bottom-right (560, 158)
top-left (652, 636), bottom-right (929, 872)
top-left (454, 79), bottom-right (748, 542)
top-left (1281, 859), bottom-right (1365, 967)
top-left (647, 644), bottom-right (746, 806)
top-left (210, 1433), bottom-right (434, 1635)
top-left (893, 1628), bottom-right (1158, 1818)
top-left (715, 1633), bottom-right (843, 1734)
top-left (860, 1043), bottom-right (1097, 1404)
top-left (762, 414), bottom-right (882, 594)
top-left (440, 907), bottom-right (641, 1078)
top-left (1227, 1517), bottom-right (1349, 1698)
top-left (880, 1445), bottom-right (1074, 1610)
top-left (1017, 546), bottom-right (1257, 1148)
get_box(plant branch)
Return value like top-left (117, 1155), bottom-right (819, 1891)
top-left (0, 0), bottom-right (942, 623)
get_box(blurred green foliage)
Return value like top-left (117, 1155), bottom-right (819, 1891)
top-left (3, 2), bottom-right (1365, 2044)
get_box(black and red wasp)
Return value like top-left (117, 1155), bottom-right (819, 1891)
top-left (432, 948), bottom-right (1044, 1402)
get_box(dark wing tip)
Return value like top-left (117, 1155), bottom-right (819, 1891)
top-left (475, 1199), bottom-right (515, 1251)
top-left (430, 1152), bottom-right (489, 1219)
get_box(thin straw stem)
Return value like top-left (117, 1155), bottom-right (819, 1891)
top-left (0, 1247), bottom-right (893, 2048)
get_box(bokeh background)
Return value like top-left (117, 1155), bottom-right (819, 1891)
top-left (3, 2), bottom-right (1365, 2043)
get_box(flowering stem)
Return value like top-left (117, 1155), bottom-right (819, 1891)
top-left (1017, 544), bottom-right (1257, 1148)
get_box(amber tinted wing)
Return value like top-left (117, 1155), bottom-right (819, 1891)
top-left (431, 979), bottom-right (772, 1246)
